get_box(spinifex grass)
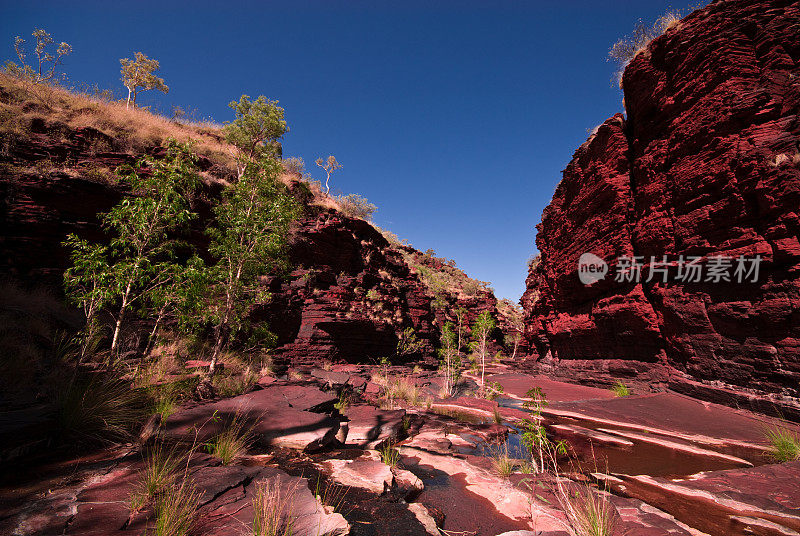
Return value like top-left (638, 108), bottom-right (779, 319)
top-left (57, 374), bottom-right (146, 445)
top-left (379, 439), bottom-right (401, 467)
top-left (206, 415), bottom-right (253, 465)
top-left (488, 442), bottom-right (519, 477)
top-left (765, 425), bottom-right (800, 462)
top-left (129, 444), bottom-right (181, 512)
top-left (154, 479), bottom-right (201, 536)
top-left (559, 486), bottom-right (618, 536)
top-left (252, 476), bottom-right (298, 536)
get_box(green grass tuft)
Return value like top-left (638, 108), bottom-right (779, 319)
top-left (56, 374), bottom-right (146, 445)
top-left (206, 416), bottom-right (252, 465)
top-left (765, 425), bottom-right (800, 462)
top-left (129, 444), bottom-right (181, 512)
top-left (378, 440), bottom-right (400, 467)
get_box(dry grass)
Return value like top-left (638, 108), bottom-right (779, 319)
top-left (608, 9), bottom-right (684, 87)
top-left (154, 479), bottom-right (201, 536)
top-left (383, 376), bottom-right (423, 407)
top-left (559, 486), bottom-right (618, 536)
top-left (212, 366), bottom-right (259, 397)
top-left (0, 72), bottom-right (233, 172)
top-left (252, 476), bottom-right (299, 536)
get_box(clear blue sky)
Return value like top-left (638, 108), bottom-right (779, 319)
top-left (1, 0), bottom-right (698, 301)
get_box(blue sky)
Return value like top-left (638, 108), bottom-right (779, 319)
top-left (1, 0), bottom-right (698, 301)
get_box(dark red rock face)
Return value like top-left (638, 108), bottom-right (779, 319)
top-left (524, 0), bottom-right (800, 396)
top-left (257, 210), bottom-right (440, 365)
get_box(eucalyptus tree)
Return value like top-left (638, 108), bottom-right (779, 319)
top-left (120, 52), bottom-right (168, 109)
top-left (438, 322), bottom-right (461, 398)
top-left (223, 95), bottom-right (287, 179)
top-left (63, 140), bottom-right (200, 356)
top-left (471, 311), bottom-right (496, 396)
top-left (203, 157), bottom-right (299, 376)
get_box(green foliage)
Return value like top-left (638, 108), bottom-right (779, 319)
top-left (224, 95), bottom-right (287, 176)
top-left (438, 321), bottom-right (461, 398)
top-left (519, 386), bottom-right (567, 473)
top-left (523, 386), bottom-right (548, 411)
top-left (77, 139), bottom-right (200, 354)
top-left (611, 380), bottom-right (631, 397)
top-left (62, 235), bottom-right (111, 355)
top-left (765, 425), bottom-right (800, 462)
top-left (336, 193), bottom-right (377, 220)
top-left (120, 52), bottom-right (168, 108)
top-left (4, 28), bottom-right (71, 84)
top-left (485, 381), bottom-right (504, 400)
top-left (365, 288), bottom-right (380, 301)
top-left (203, 156), bottom-right (299, 373)
top-left (396, 327), bottom-right (424, 356)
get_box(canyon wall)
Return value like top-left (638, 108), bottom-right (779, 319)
top-left (0, 111), bottom-right (509, 365)
top-left (523, 0), bottom-right (800, 401)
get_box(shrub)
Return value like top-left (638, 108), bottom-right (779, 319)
top-left (485, 381), bottom-right (504, 401)
top-left (336, 193), bottom-right (377, 221)
top-left (765, 425), bottom-right (800, 462)
top-left (282, 156), bottom-right (304, 174)
top-left (252, 476), bottom-right (298, 536)
top-left (396, 327), bottom-right (424, 356)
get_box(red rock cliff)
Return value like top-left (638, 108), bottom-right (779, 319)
top-left (523, 0), bottom-right (800, 402)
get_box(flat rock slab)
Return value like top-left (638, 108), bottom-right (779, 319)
top-left (486, 373), bottom-right (616, 402)
top-left (11, 454), bottom-right (349, 536)
top-left (344, 404), bottom-right (406, 447)
top-left (546, 392), bottom-right (797, 449)
top-left (321, 453), bottom-right (394, 495)
top-left (608, 461), bottom-right (800, 536)
top-left (163, 385), bottom-right (339, 451)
